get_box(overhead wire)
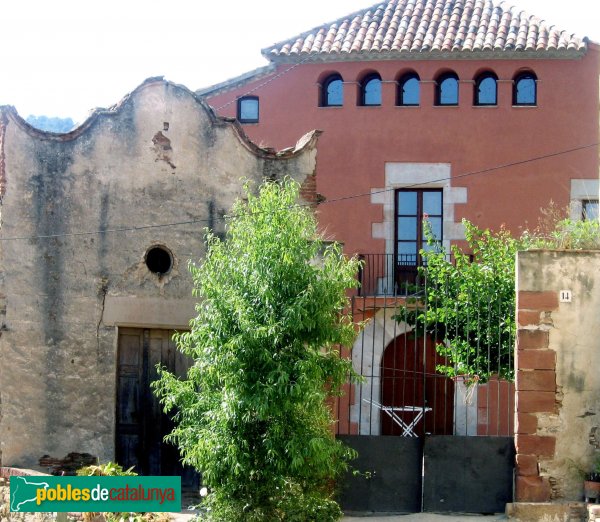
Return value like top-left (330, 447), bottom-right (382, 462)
top-left (213, 55), bottom-right (314, 111)
top-left (0, 141), bottom-right (597, 242)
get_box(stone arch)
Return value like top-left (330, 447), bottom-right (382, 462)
top-left (350, 306), bottom-right (411, 435)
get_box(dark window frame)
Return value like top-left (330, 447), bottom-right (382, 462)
top-left (435, 72), bottom-right (459, 106)
top-left (321, 74), bottom-right (344, 107)
top-left (513, 72), bottom-right (537, 106)
top-left (582, 199), bottom-right (599, 221)
top-left (394, 188), bottom-right (444, 287)
top-left (474, 72), bottom-right (498, 106)
top-left (237, 96), bottom-right (259, 123)
top-left (397, 72), bottom-right (420, 106)
top-left (360, 73), bottom-right (382, 106)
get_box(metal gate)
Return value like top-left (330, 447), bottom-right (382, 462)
top-left (336, 256), bottom-right (515, 514)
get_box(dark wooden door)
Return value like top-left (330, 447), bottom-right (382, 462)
top-left (116, 328), bottom-right (197, 486)
top-left (381, 333), bottom-right (454, 436)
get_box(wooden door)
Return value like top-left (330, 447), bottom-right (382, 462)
top-left (116, 328), bottom-right (195, 482)
top-left (381, 333), bottom-right (454, 436)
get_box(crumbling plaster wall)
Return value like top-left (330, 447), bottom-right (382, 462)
top-left (515, 250), bottom-right (600, 502)
top-left (0, 78), bottom-right (318, 468)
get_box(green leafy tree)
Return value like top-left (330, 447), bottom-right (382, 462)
top-left (401, 219), bottom-right (518, 383)
top-left (153, 178), bottom-right (360, 521)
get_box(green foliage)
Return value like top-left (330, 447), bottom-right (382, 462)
top-left (401, 219), bottom-right (518, 383)
top-left (152, 178), bottom-right (360, 521)
top-left (396, 206), bottom-right (600, 384)
top-left (76, 463), bottom-right (169, 522)
top-left (522, 217), bottom-right (600, 250)
top-left (76, 461), bottom-right (137, 477)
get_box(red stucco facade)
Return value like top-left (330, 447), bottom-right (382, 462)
top-left (203, 51), bottom-right (600, 258)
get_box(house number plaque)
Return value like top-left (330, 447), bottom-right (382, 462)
top-left (559, 290), bottom-right (572, 303)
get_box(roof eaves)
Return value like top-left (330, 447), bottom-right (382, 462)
top-left (265, 46), bottom-right (588, 64)
top-left (196, 64), bottom-right (277, 98)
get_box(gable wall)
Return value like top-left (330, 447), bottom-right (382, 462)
top-left (0, 80), bottom-right (317, 468)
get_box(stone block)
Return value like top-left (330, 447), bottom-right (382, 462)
top-left (517, 350), bottom-right (556, 370)
top-left (518, 310), bottom-right (541, 326)
top-left (518, 291), bottom-right (559, 311)
top-left (516, 390), bottom-right (556, 413)
top-left (517, 329), bottom-right (549, 350)
top-left (517, 370), bottom-right (556, 392)
top-left (506, 502), bottom-right (574, 521)
top-left (516, 454), bottom-right (539, 477)
top-left (516, 412), bottom-right (538, 434)
top-left (515, 476), bottom-right (553, 502)
top-left (515, 434), bottom-right (556, 457)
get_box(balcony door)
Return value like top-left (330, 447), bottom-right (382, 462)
top-left (395, 189), bottom-right (443, 287)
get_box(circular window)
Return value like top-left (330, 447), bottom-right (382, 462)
top-left (145, 246), bottom-right (173, 275)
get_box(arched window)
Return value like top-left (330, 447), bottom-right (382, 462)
top-left (513, 71), bottom-right (537, 105)
top-left (435, 72), bottom-right (459, 106)
top-left (474, 72), bottom-right (498, 106)
top-left (321, 74), bottom-right (343, 107)
top-left (237, 96), bottom-right (259, 123)
top-left (397, 73), bottom-right (420, 106)
top-left (360, 73), bottom-right (382, 106)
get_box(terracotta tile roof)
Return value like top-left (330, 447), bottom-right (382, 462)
top-left (262, 0), bottom-right (587, 62)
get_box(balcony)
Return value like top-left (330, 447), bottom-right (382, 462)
top-left (356, 253), bottom-right (420, 296)
top-left (356, 253), bottom-right (458, 296)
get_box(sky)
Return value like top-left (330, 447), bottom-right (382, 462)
top-left (2, 0), bottom-right (599, 123)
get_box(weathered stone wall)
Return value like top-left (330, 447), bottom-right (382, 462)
top-left (515, 250), bottom-right (600, 502)
top-left (0, 78), bottom-right (318, 469)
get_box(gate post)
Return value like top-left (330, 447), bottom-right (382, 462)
top-left (514, 303), bottom-right (557, 502)
top-left (514, 250), bottom-right (600, 505)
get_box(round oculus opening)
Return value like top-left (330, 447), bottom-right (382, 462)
top-left (145, 246), bottom-right (173, 275)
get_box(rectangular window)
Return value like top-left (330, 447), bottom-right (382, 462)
top-left (583, 200), bottom-right (599, 221)
top-left (395, 189), bottom-right (443, 286)
top-left (237, 96), bottom-right (259, 123)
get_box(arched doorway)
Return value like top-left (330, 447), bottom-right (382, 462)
top-left (381, 333), bottom-right (454, 436)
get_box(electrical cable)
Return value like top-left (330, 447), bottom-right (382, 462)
top-left (0, 141), bottom-right (597, 242)
top-left (213, 56), bottom-right (314, 111)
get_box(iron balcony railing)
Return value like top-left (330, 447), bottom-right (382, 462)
top-left (356, 253), bottom-right (415, 296)
top-left (356, 253), bottom-right (462, 296)
top-left (356, 253), bottom-right (425, 296)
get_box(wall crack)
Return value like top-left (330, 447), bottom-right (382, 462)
top-left (96, 280), bottom-right (108, 356)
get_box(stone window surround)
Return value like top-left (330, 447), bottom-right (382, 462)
top-left (570, 179), bottom-right (599, 221)
top-left (370, 162), bottom-right (467, 294)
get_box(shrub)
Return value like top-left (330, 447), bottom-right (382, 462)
top-left (76, 462), bottom-right (169, 522)
top-left (401, 219), bottom-right (518, 383)
top-left (153, 178), bottom-right (360, 521)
